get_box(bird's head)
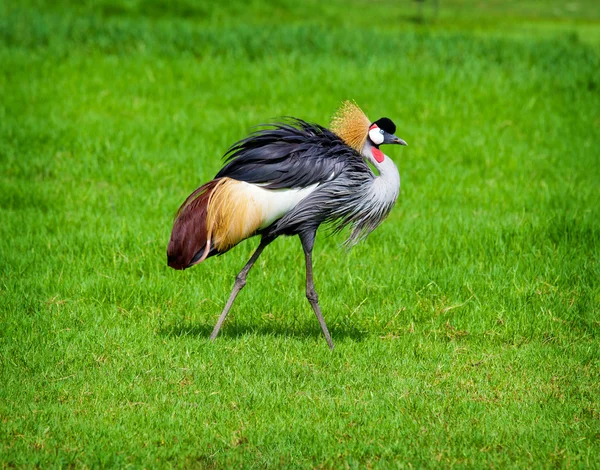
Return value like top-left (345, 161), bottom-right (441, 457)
top-left (330, 101), bottom-right (407, 153)
top-left (367, 117), bottom-right (407, 148)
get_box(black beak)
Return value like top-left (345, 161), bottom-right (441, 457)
top-left (392, 135), bottom-right (408, 146)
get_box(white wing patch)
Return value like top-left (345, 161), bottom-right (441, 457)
top-left (239, 182), bottom-right (320, 229)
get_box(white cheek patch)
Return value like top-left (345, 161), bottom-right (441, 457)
top-left (369, 127), bottom-right (384, 145)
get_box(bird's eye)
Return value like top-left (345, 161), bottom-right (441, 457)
top-left (379, 129), bottom-right (384, 135)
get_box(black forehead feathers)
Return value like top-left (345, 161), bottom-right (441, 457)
top-left (373, 117), bottom-right (396, 135)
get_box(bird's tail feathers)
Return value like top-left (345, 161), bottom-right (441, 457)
top-left (167, 179), bottom-right (220, 270)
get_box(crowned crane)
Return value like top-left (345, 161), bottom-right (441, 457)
top-left (167, 101), bottom-right (407, 349)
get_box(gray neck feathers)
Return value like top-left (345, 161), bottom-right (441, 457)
top-left (334, 141), bottom-right (401, 246)
top-left (361, 140), bottom-right (401, 206)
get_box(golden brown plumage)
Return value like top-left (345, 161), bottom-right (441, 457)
top-left (329, 100), bottom-right (371, 152)
top-left (206, 178), bottom-right (264, 252)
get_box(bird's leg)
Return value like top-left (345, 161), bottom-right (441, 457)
top-left (300, 232), bottom-right (335, 350)
top-left (210, 237), bottom-right (272, 341)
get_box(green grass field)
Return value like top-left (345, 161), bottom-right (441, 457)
top-left (1, 0), bottom-right (599, 467)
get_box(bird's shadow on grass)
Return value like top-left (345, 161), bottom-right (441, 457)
top-left (159, 320), bottom-right (368, 343)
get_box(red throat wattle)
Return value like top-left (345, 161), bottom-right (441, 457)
top-left (372, 148), bottom-right (384, 163)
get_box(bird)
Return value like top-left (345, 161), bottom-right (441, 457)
top-left (167, 101), bottom-right (407, 349)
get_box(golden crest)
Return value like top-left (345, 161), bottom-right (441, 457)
top-left (330, 100), bottom-right (371, 151)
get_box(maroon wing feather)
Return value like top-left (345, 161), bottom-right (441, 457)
top-left (167, 179), bottom-right (220, 270)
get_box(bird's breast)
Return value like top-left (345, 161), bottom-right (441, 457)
top-left (371, 155), bottom-right (400, 206)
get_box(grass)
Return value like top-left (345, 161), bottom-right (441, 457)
top-left (1, 0), bottom-right (599, 467)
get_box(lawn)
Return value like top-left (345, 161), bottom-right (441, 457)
top-left (1, 0), bottom-right (599, 467)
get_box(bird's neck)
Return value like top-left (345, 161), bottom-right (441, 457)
top-left (362, 141), bottom-right (400, 183)
top-left (360, 140), bottom-right (401, 208)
